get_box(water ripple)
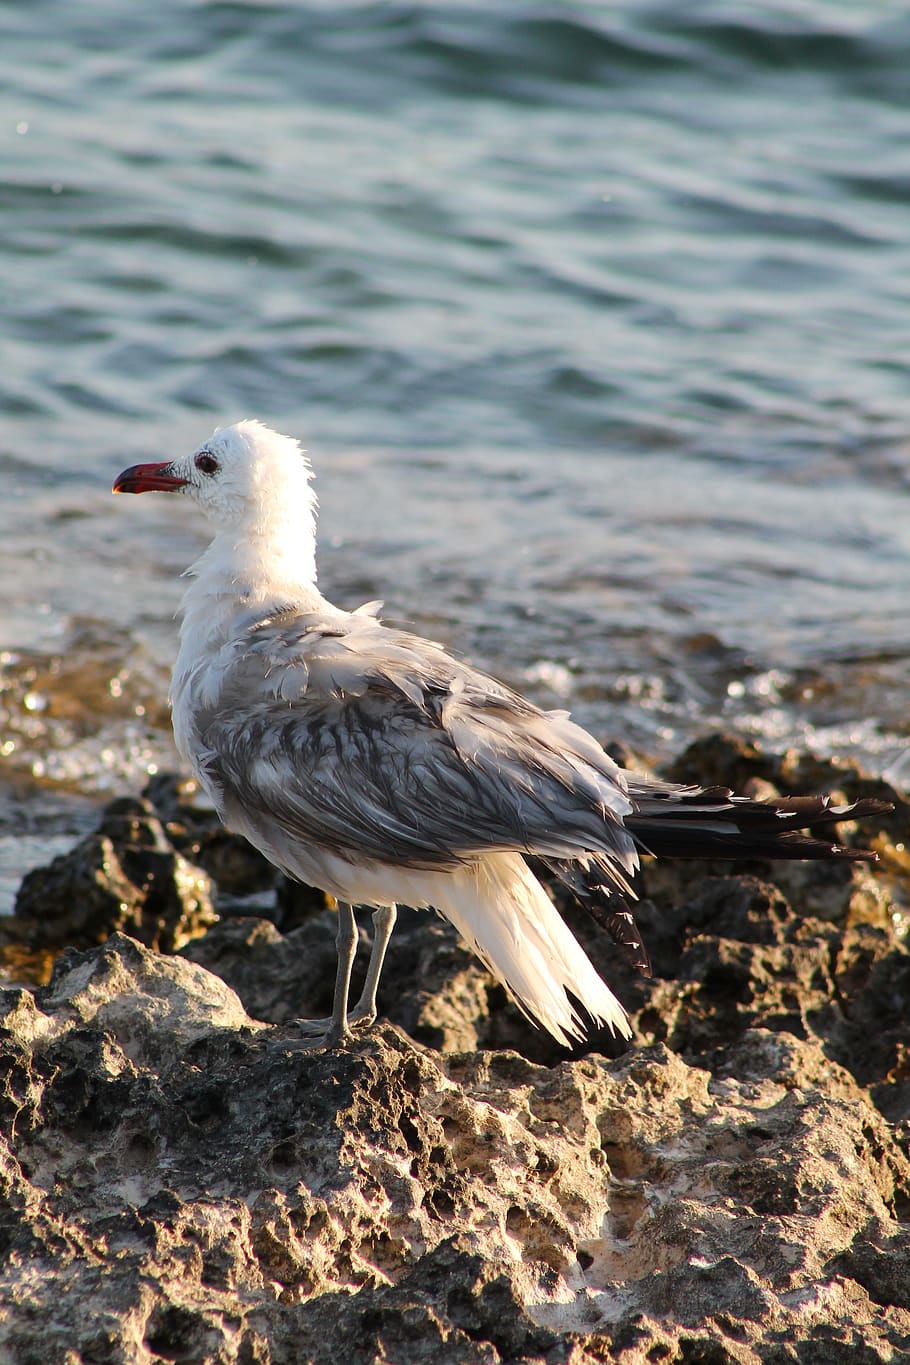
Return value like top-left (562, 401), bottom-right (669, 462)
top-left (0, 0), bottom-right (908, 850)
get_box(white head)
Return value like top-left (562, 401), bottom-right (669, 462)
top-left (114, 419), bottom-right (316, 530)
top-left (114, 420), bottom-right (321, 595)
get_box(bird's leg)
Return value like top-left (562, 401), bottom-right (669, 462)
top-left (348, 904), bottom-right (397, 1026)
top-left (289, 903), bottom-right (396, 1045)
top-left (322, 901), bottom-right (359, 1048)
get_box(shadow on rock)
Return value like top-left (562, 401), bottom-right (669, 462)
top-left (0, 934), bottom-right (907, 1364)
top-left (4, 735), bottom-right (910, 1361)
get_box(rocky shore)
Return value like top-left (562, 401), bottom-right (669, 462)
top-left (1, 734), bottom-right (908, 1364)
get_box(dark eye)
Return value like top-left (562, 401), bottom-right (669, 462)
top-left (195, 451), bottom-right (219, 475)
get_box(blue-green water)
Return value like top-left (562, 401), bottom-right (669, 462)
top-left (2, 1), bottom-right (910, 907)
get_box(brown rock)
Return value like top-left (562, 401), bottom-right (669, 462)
top-left (6, 733), bottom-right (910, 1361)
top-left (0, 936), bottom-right (907, 1363)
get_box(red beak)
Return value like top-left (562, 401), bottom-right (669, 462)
top-left (112, 461), bottom-right (189, 494)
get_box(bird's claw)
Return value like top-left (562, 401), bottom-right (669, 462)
top-left (282, 1008), bottom-right (377, 1049)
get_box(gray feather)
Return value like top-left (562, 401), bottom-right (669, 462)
top-left (186, 608), bottom-right (637, 883)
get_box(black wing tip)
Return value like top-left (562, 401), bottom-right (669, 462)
top-left (598, 906), bottom-right (652, 977)
top-left (843, 797), bottom-right (895, 820)
top-left (817, 795), bottom-right (893, 863)
top-left (831, 845), bottom-right (878, 863)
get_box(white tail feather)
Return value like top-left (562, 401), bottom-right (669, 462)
top-left (433, 853), bottom-right (631, 1047)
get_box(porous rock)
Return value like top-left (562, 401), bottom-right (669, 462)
top-left (0, 933), bottom-right (908, 1364)
top-left (5, 734), bottom-right (910, 1362)
top-left (11, 796), bottom-right (215, 953)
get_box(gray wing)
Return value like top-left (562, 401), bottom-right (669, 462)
top-left (190, 608), bottom-right (637, 885)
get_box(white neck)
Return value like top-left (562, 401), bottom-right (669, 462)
top-left (175, 493), bottom-right (327, 671)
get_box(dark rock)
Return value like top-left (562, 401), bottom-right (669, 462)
top-left (832, 1234), bottom-right (910, 1312)
top-left (179, 915), bottom-right (341, 1025)
top-left (0, 935), bottom-right (907, 1364)
top-left (143, 771), bottom-right (279, 900)
top-left (634, 876), bottom-right (910, 1144)
top-left (6, 733), bottom-right (910, 1360)
top-left (272, 875), bottom-right (334, 931)
top-left (661, 732), bottom-right (777, 790)
top-left (143, 771), bottom-right (331, 926)
top-left (277, 1237), bottom-right (560, 1365)
top-left (10, 797), bottom-right (215, 952)
top-left (825, 932), bottom-right (910, 1135)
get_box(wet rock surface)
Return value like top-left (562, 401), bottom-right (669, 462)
top-left (1, 734), bottom-right (908, 1363)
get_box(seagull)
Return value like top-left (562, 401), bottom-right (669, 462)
top-left (114, 421), bottom-right (888, 1049)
